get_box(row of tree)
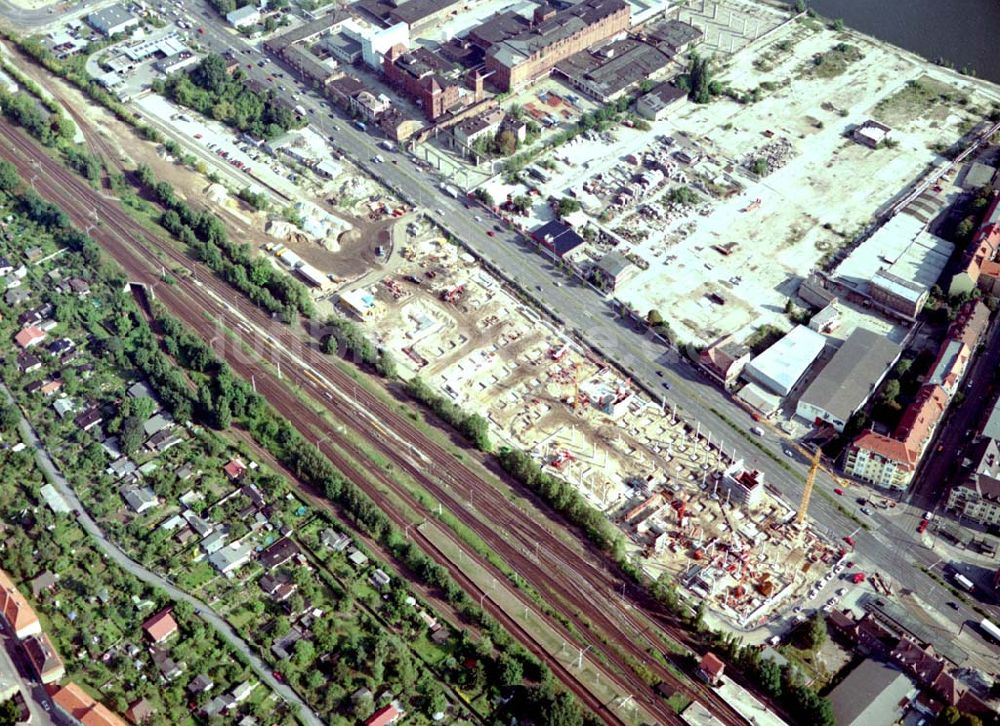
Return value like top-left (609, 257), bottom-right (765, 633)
top-left (405, 377), bottom-right (492, 451)
top-left (135, 163), bottom-right (314, 319)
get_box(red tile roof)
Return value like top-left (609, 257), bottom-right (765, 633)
top-left (141, 608), bottom-right (178, 643)
top-left (0, 569), bottom-right (40, 638)
top-left (895, 384), bottom-right (948, 452)
top-left (852, 430), bottom-right (917, 469)
top-left (948, 300), bottom-right (991, 348)
top-left (52, 683), bottom-right (127, 726)
top-left (223, 459), bottom-right (247, 480)
top-left (365, 703), bottom-right (402, 726)
top-left (698, 652), bottom-right (725, 679)
top-left (14, 326), bottom-right (45, 349)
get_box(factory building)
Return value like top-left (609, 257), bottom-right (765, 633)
top-left (743, 325), bottom-right (826, 397)
top-left (833, 212), bottom-right (953, 320)
top-left (795, 328), bottom-right (902, 432)
top-left (484, 0), bottom-right (631, 91)
top-left (87, 4), bottom-right (139, 36)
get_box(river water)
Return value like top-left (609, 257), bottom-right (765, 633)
top-left (790, 0), bottom-right (1000, 85)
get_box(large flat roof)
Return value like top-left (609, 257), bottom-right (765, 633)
top-left (745, 325), bottom-right (826, 397)
top-left (829, 659), bottom-right (915, 726)
top-left (796, 327), bottom-right (901, 423)
top-left (834, 212), bottom-right (953, 293)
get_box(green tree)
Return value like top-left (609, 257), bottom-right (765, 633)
top-left (805, 613), bottom-right (827, 650)
top-left (0, 403), bottom-right (18, 432)
top-left (0, 160), bottom-right (19, 192)
top-left (120, 416), bottom-right (144, 455)
top-left (0, 696), bottom-right (19, 725)
top-left (880, 378), bottom-right (901, 405)
top-left (647, 309), bottom-right (664, 326)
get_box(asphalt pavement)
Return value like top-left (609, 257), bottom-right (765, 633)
top-left (172, 3), bottom-right (1000, 637)
top-left (0, 383), bottom-right (323, 726)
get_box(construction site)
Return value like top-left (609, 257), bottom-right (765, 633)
top-left (346, 216), bottom-right (844, 630)
top-left (474, 5), bottom-right (1000, 347)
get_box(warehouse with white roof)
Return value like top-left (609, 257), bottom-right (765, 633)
top-left (743, 325), bottom-right (827, 397)
top-left (832, 212), bottom-right (953, 319)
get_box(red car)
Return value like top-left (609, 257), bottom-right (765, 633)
top-left (272, 670), bottom-right (283, 682)
top-left (843, 536), bottom-right (855, 548)
top-left (917, 519), bottom-right (929, 534)
top-left (487, 230), bottom-right (495, 237)
top-left (834, 488), bottom-right (844, 496)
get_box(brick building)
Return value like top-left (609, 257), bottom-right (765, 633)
top-left (383, 45), bottom-right (464, 121)
top-left (484, 0), bottom-right (630, 91)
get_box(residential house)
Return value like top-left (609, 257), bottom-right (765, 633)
top-left (0, 569), bottom-right (41, 639)
top-left (150, 646), bottom-right (184, 681)
top-left (208, 540), bottom-right (255, 577)
top-left (365, 703), bottom-right (403, 726)
top-left (142, 608), bottom-right (178, 644)
top-left (347, 548), bottom-right (369, 568)
top-left (259, 537), bottom-right (301, 570)
top-left (23, 632), bottom-right (64, 683)
top-left (14, 326), bottom-right (46, 349)
top-left (187, 674), bottom-right (214, 695)
top-left (74, 406), bottom-right (104, 432)
top-left (698, 336), bottom-right (751, 389)
top-left (320, 529), bottom-right (350, 552)
top-left (40, 379), bottom-right (63, 397)
top-left (4, 287), bottom-right (29, 306)
top-left (29, 571), bottom-right (57, 600)
top-left (142, 413), bottom-right (173, 438)
top-left (52, 682), bottom-right (127, 726)
top-left (845, 384), bottom-right (948, 490)
top-left (16, 352), bottom-right (41, 373)
top-left (125, 697), bottom-right (154, 724)
top-left (120, 486), bottom-right (158, 514)
top-left (696, 652), bottom-right (725, 685)
top-left (223, 458), bottom-right (247, 481)
top-left (947, 437), bottom-right (1000, 525)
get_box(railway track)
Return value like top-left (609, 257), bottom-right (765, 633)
top-left (0, 119), bottom-right (759, 725)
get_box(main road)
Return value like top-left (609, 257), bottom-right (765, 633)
top-left (0, 382), bottom-right (324, 726)
top-left (147, 0), bottom-right (997, 637)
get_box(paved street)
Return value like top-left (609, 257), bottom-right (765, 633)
top-left (171, 2), bottom-right (1000, 640)
top-left (0, 384), bottom-right (323, 726)
top-left (3, 0), bottom-right (993, 653)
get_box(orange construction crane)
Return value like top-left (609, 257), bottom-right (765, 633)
top-left (796, 447), bottom-right (822, 526)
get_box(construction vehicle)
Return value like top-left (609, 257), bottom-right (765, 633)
top-left (741, 197), bottom-right (762, 213)
top-left (795, 447), bottom-right (822, 526)
top-left (550, 450), bottom-right (574, 469)
top-left (440, 285), bottom-right (464, 303)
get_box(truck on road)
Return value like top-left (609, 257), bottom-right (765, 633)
top-left (953, 573), bottom-right (975, 592)
top-left (439, 183), bottom-right (460, 199)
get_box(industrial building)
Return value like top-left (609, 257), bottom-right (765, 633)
top-left (555, 37), bottom-right (671, 102)
top-left (635, 81), bottom-right (686, 120)
top-left (484, 0), bottom-right (631, 91)
top-left (743, 325), bottom-right (826, 397)
top-left (593, 250), bottom-right (638, 292)
top-left (795, 328), bottom-right (902, 432)
top-left (356, 0), bottom-right (463, 31)
top-left (87, 4), bottom-right (139, 36)
top-left (531, 219), bottom-right (586, 260)
top-left (833, 212), bottom-right (953, 320)
top-left (383, 45), bottom-right (469, 121)
top-left (828, 659), bottom-right (916, 726)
